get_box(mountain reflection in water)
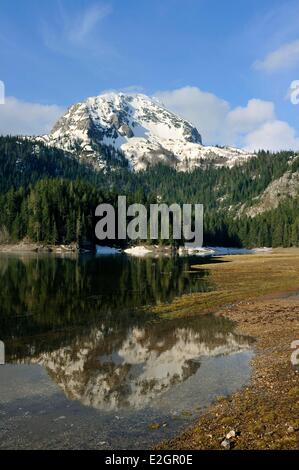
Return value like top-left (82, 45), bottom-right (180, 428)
top-left (1, 254), bottom-right (252, 416)
top-left (11, 316), bottom-right (251, 411)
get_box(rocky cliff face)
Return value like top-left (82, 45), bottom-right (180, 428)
top-left (239, 170), bottom-right (299, 217)
top-left (41, 92), bottom-right (255, 171)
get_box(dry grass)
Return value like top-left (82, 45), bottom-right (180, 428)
top-left (153, 249), bottom-right (299, 318)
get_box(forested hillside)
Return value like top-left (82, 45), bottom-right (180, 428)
top-left (0, 136), bottom-right (298, 247)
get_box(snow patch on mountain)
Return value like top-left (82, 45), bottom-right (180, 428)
top-left (40, 92), bottom-right (255, 172)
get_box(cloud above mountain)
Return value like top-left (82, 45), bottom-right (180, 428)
top-left (155, 86), bottom-right (299, 151)
top-left (226, 99), bottom-right (275, 134)
top-left (154, 87), bottom-right (229, 144)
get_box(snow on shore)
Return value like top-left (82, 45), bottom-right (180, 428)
top-left (178, 246), bottom-right (215, 256)
top-left (96, 244), bottom-right (273, 257)
top-left (124, 246), bottom-right (152, 257)
top-left (253, 247), bottom-right (273, 253)
top-left (178, 246), bottom-right (272, 256)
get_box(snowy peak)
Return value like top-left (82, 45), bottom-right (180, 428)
top-left (42, 92), bottom-right (255, 171)
top-left (51, 92), bottom-right (202, 143)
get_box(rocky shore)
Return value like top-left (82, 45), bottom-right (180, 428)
top-left (157, 295), bottom-right (299, 450)
top-left (0, 242), bottom-right (81, 253)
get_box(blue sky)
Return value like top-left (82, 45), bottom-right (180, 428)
top-left (1, 0), bottom-right (299, 150)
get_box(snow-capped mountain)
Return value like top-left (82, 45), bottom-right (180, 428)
top-left (41, 92), bottom-right (255, 172)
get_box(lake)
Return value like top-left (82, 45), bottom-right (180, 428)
top-left (0, 253), bottom-right (254, 449)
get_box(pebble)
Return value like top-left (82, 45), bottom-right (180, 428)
top-left (226, 430), bottom-right (236, 439)
top-left (287, 426), bottom-right (295, 434)
top-left (54, 416), bottom-right (66, 421)
top-left (221, 439), bottom-right (231, 450)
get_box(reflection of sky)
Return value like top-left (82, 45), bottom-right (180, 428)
top-left (0, 365), bottom-right (59, 403)
top-left (22, 324), bottom-right (252, 411)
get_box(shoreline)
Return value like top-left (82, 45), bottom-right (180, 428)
top-left (0, 242), bottom-right (272, 257)
top-left (0, 242), bottom-right (81, 254)
top-left (157, 296), bottom-right (299, 450)
top-left (155, 251), bottom-right (299, 450)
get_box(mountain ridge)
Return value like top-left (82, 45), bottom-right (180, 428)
top-left (40, 92), bottom-right (255, 172)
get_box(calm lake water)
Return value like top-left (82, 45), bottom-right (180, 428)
top-left (0, 253), bottom-right (254, 449)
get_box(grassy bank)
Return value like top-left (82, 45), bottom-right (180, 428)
top-left (153, 249), bottom-right (299, 318)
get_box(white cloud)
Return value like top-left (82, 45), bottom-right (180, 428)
top-left (289, 80), bottom-right (299, 104)
top-left (101, 85), bottom-right (145, 95)
top-left (244, 120), bottom-right (299, 152)
top-left (154, 86), bottom-right (299, 151)
top-left (254, 39), bottom-right (299, 72)
top-left (154, 86), bottom-right (230, 144)
top-left (0, 97), bottom-right (64, 136)
top-left (226, 99), bottom-right (275, 134)
top-left (42, 2), bottom-right (113, 56)
top-left (66, 4), bottom-right (112, 45)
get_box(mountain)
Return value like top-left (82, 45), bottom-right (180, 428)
top-left (41, 92), bottom-right (255, 171)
